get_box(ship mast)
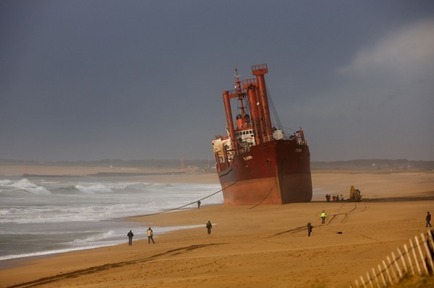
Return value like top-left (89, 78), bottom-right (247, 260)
top-left (222, 64), bottom-right (273, 155)
top-left (234, 68), bottom-right (249, 131)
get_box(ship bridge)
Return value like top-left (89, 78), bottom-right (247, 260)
top-left (235, 129), bottom-right (255, 146)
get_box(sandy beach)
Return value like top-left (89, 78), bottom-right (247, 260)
top-left (1, 166), bottom-right (434, 288)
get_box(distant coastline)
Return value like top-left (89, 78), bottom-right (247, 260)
top-left (1, 158), bottom-right (433, 174)
top-left (22, 171), bottom-right (188, 178)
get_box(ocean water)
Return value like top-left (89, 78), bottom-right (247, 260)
top-left (0, 176), bottom-right (223, 261)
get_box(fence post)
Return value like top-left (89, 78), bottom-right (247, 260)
top-left (427, 230), bottom-right (434, 252)
top-left (397, 247), bottom-right (408, 274)
top-left (360, 275), bottom-right (366, 288)
top-left (352, 231), bottom-right (434, 286)
top-left (404, 244), bottom-right (415, 275)
top-left (372, 268), bottom-right (380, 288)
top-left (365, 272), bottom-right (373, 288)
top-left (387, 256), bottom-right (398, 283)
top-left (392, 252), bottom-right (403, 280)
top-left (421, 233), bottom-right (434, 275)
top-left (415, 235), bottom-right (429, 274)
top-left (378, 264), bottom-right (386, 287)
top-left (410, 238), bottom-right (422, 275)
top-left (382, 260), bottom-right (392, 284)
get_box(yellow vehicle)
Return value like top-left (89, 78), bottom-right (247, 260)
top-left (349, 186), bottom-right (362, 202)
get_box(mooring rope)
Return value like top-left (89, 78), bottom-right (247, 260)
top-left (248, 175), bottom-right (278, 209)
top-left (140, 181), bottom-right (238, 217)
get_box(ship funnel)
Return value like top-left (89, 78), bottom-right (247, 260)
top-left (252, 64), bottom-right (272, 142)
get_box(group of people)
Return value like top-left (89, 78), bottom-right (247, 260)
top-left (125, 209), bottom-right (330, 242)
top-left (325, 194), bottom-right (344, 202)
top-left (307, 210), bottom-right (432, 237)
top-left (127, 221), bottom-right (213, 245)
top-left (127, 227), bottom-right (155, 246)
top-left (127, 210), bottom-right (431, 243)
top-left (306, 210), bottom-right (328, 237)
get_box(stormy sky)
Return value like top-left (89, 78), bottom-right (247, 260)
top-left (1, 1), bottom-right (433, 162)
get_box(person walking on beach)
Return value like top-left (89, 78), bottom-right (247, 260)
top-left (426, 211), bottom-right (432, 227)
top-left (206, 220), bottom-right (212, 234)
top-left (197, 200), bottom-right (201, 209)
top-left (320, 210), bottom-right (327, 224)
top-left (127, 230), bottom-right (134, 246)
top-left (147, 227), bottom-right (155, 244)
top-left (307, 223), bottom-right (313, 237)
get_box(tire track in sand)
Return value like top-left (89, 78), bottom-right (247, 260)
top-left (327, 202), bottom-right (367, 224)
top-left (7, 243), bottom-right (226, 288)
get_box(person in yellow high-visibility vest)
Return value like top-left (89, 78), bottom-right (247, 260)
top-left (320, 210), bottom-right (327, 224)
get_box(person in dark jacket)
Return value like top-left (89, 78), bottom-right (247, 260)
top-left (206, 221), bottom-right (212, 234)
top-left (127, 230), bottom-right (134, 246)
top-left (307, 223), bottom-right (313, 237)
top-left (426, 211), bottom-right (432, 227)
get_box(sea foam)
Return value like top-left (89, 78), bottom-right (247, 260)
top-left (0, 176), bottom-right (223, 261)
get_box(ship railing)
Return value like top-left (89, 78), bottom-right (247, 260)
top-left (251, 64), bottom-right (268, 72)
top-left (241, 78), bottom-right (257, 87)
top-left (285, 130), bottom-right (307, 145)
top-left (227, 87), bottom-right (247, 95)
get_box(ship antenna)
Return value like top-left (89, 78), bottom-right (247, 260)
top-left (234, 67), bottom-right (242, 93)
top-left (234, 67), bottom-right (247, 120)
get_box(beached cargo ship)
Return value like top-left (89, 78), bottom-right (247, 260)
top-left (212, 64), bottom-right (312, 205)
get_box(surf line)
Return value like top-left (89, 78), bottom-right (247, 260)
top-left (140, 181), bottom-right (239, 217)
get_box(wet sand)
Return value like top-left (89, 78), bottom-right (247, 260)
top-left (1, 168), bottom-right (434, 288)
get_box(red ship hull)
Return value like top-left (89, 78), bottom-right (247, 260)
top-left (217, 139), bottom-right (312, 205)
top-left (212, 64), bottom-right (312, 205)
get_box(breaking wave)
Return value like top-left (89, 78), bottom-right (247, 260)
top-left (7, 178), bottom-right (51, 195)
top-left (0, 175), bottom-right (223, 261)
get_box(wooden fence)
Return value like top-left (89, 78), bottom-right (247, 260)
top-left (351, 229), bottom-right (434, 287)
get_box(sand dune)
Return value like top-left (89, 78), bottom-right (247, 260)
top-left (1, 170), bottom-right (434, 288)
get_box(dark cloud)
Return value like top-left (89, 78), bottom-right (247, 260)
top-left (1, 1), bottom-right (433, 161)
